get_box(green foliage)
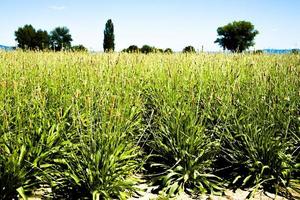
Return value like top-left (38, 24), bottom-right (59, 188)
top-left (291, 49), bottom-right (299, 54)
top-left (182, 46), bottom-right (196, 53)
top-left (15, 24), bottom-right (50, 50)
top-left (50, 132), bottom-right (141, 199)
top-left (154, 48), bottom-right (164, 53)
top-left (253, 50), bottom-right (263, 54)
top-left (50, 27), bottom-right (73, 51)
top-left (215, 21), bottom-right (259, 52)
top-left (0, 124), bottom-right (63, 199)
top-left (71, 44), bottom-right (88, 52)
top-left (0, 143), bottom-right (29, 200)
top-left (122, 45), bottom-right (166, 54)
top-left (0, 52), bottom-right (299, 199)
top-left (15, 24), bottom-right (37, 50)
top-left (35, 30), bottom-right (50, 50)
top-left (142, 86), bottom-right (222, 195)
top-left (103, 19), bottom-right (115, 52)
top-left (15, 25), bottom-right (74, 51)
top-left (219, 125), bottom-right (296, 192)
top-left (123, 45), bottom-right (140, 53)
top-left (164, 48), bottom-right (173, 54)
top-left (141, 45), bottom-right (155, 54)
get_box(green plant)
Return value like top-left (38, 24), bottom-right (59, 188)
top-left (0, 51), bottom-right (299, 199)
top-left (219, 125), bottom-right (295, 191)
top-left (0, 128), bottom-right (63, 199)
top-left (50, 134), bottom-right (141, 199)
top-left (182, 46), bottom-right (196, 53)
top-left (215, 21), bottom-right (259, 52)
top-left (142, 85), bottom-right (222, 196)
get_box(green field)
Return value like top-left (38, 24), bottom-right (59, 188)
top-left (0, 51), bottom-right (299, 199)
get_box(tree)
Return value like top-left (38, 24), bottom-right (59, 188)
top-left (103, 19), bottom-right (115, 52)
top-left (291, 49), bottom-right (299, 54)
top-left (140, 45), bottom-right (154, 54)
top-left (71, 45), bottom-right (88, 52)
top-left (15, 24), bottom-right (37, 49)
top-left (215, 21), bottom-right (259, 52)
top-left (124, 45), bottom-right (139, 53)
top-left (35, 30), bottom-right (50, 50)
top-left (164, 48), bottom-right (173, 54)
top-left (182, 46), bottom-right (196, 53)
top-left (15, 25), bottom-right (50, 50)
top-left (50, 27), bottom-right (73, 51)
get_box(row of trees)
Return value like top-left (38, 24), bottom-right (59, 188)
top-left (15, 20), bottom-right (113, 52)
top-left (15, 25), bottom-right (78, 51)
top-left (121, 45), bottom-right (198, 53)
top-left (122, 45), bottom-right (169, 53)
top-left (104, 20), bottom-right (259, 53)
top-left (15, 20), bottom-right (259, 53)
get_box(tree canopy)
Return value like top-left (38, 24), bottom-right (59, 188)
top-left (15, 24), bottom-right (49, 50)
top-left (13, 20), bottom-right (261, 53)
top-left (35, 30), bottom-right (50, 50)
top-left (71, 45), bottom-right (88, 52)
top-left (215, 21), bottom-right (259, 52)
top-left (122, 45), bottom-right (172, 54)
top-left (103, 19), bottom-right (115, 52)
top-left (291, 49), bottom-right (299, 54)
top-left (123, 45), bottom-right (139, 53)
top-left (140, 45), bottom-right (154, 54)
top-left (50, 27), bottom-right (73, 51)
top-left (182, 46), bottom-right (196, 53)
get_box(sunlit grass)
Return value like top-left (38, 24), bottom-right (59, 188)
top-left (0, 51), bottom-right (299, 199)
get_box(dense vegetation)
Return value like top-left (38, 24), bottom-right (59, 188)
top-left (103, 19), bottom-right (115, 52)
top-left (15, 25), bottom-right (74, 51)
top-left (14, 20), bottom-right (259, 53)
top-left (215, 21), bottom-right (259, 52)
top-left (0, 51), bottom-right (299, 199)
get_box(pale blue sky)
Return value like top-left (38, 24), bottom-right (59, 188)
top-left (1, 0), bottom-right (299, 51)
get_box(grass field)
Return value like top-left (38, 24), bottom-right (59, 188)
top-left (0, 51), bottom-right (299, 199)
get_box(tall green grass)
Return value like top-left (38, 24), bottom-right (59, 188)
top-left (0, 51), bottom-right (299, 199)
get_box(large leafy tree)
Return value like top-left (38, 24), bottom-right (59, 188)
top-left (15, 24), bottom-right (36, 49)
top-left (103, 19), bottom-right (115, 52)
top-left (15, 25), bottom-right (50, 50)
top-left (15, 25), bottom-right (47, 50)
top-left (50, 27), bottom-right (73, 51)
top-left (35, 30), bottom-right (50, 50)
top-left (215, 21), bottom-right (259, 52)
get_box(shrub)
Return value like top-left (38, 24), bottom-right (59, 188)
top-left (123, 45), bottom-right (139, 53)
top-left (71, 44), bottom-right (88, 52)
top-left (291, 49), bottom-right (299, 54)
top-left (141, 45), bottom-right (154, 54)
top-left (182, 46), bottom-right (196, 53)
top-left (142, 86), bottom-right (222, 196)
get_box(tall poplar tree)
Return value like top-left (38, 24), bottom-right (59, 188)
top-left (103, 19), bottom-right (115, 52)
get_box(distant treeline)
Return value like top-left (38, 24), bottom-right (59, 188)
top-left (14, 24), bottom-right (86, 52)
top-left (121, 45), bottom-right (198, 54)
top-left (9, 19), bottom-right (300, 54)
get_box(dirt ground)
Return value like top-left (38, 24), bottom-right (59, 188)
top-left (128, 184), bottom-right (292, 200)
top-left (26, 183), bottom-right (298, 200)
